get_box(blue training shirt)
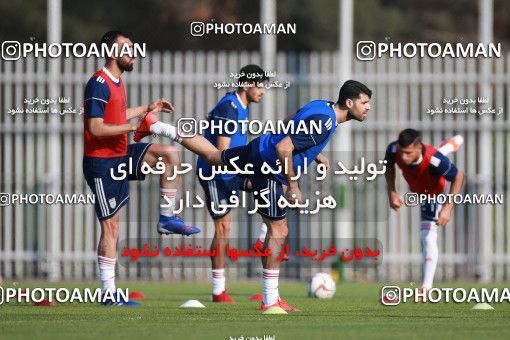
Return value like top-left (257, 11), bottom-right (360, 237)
top-left (257, 100), bottom-right (337, 184)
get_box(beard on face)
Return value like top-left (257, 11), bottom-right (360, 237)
top-left (249, 93), bottom-right (261, 103)
top-left (346, 110), bottom-right (364, 121)
top-left (117, 57), bottom-right (134, 72)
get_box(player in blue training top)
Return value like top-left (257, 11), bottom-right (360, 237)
top-left (136, 79), bottom-right (372, 313)
top-left (196, 65), bottom-right (267, 303)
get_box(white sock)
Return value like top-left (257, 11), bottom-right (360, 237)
top-left (160, 188), bottom-right (177, 217)
top-left (211, 269), bottom-right (226, 295)
top-left (258, 223), bottom-right (268, 243)
top-left (98, 256), bottom-right (116, 293)
top-left (420, 221), bottom-right (439, 289)
top-left (438, 143), bottom-right (454, 156)
top-left (150, 121), bottom-right (182, 143)
top-left (262, 269), bottom-right (280, 306)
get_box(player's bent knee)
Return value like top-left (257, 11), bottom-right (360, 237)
top-left (161, 145), bottom-right (180, 165)
top-left (267, 220), bottom-right (288, 239)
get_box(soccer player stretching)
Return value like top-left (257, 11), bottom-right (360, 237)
top-left (136, 80), bottom-right (372, 312)
top-left (384, 129), bottom-right (464, 294)
top-left (83, 31), bottom-right (199, 306)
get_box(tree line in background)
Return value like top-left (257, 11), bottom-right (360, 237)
top-left (0, 0), bottom-right (508, 51)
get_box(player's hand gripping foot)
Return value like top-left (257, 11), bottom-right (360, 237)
top-left (158, 215), bottom-right (201, 236)
top-left (212, 290), bottom-right (235, 303)
top-left (261, 298), bottom-right (300, 311)
top-left (134, 111), bottom-right (158, 142)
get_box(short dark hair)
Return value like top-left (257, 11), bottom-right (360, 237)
top-left (100, 31), bottom-right (130, 60)
top-left (337, 80), bottom-right (372, 106)
top-left (238, 64), bottom-right (268, 85)
top-left (398, 128), bottom-right (422, 147)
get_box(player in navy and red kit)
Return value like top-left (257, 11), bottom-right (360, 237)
top-left (83, 31), bottom-right (199, 306)
top-left (384, 129), bottom-right (464, 294)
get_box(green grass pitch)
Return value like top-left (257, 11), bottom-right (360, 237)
top-left (1, 281), bottom-right (509, 339)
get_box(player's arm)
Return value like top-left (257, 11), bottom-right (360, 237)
top-left (277, 114), bottom-right (332, 203)
top-left (282, 111), bottom-right (296, 124)
top-left (314, 153), bottom-right (330, 170)
top-left (87, 118), bottom-right (139, 137)
top-left (383, 142), bottom-right (403, 211)
top-left (431, 152), bottom-right (465, 226)
top-left (210, 101), bottom-right (239, 151)
top-left (437, 170), bottom-right (464, 225)
top-left (275, 136), bottom-right (301, 204)
top-left (126, 99), bottom-right (174, 120)
top-left (216, 136), bottom-right (231, 150)
top-left (385, 165), bottom-right (404, 211)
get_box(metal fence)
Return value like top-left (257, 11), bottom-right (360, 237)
top-left (1, 51), bottom-right (509, 282)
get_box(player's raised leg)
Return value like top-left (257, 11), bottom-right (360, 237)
top-left (135, 113), bottom-right (224, 165)
top-left (438, 135), bottom-right (464, 155)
